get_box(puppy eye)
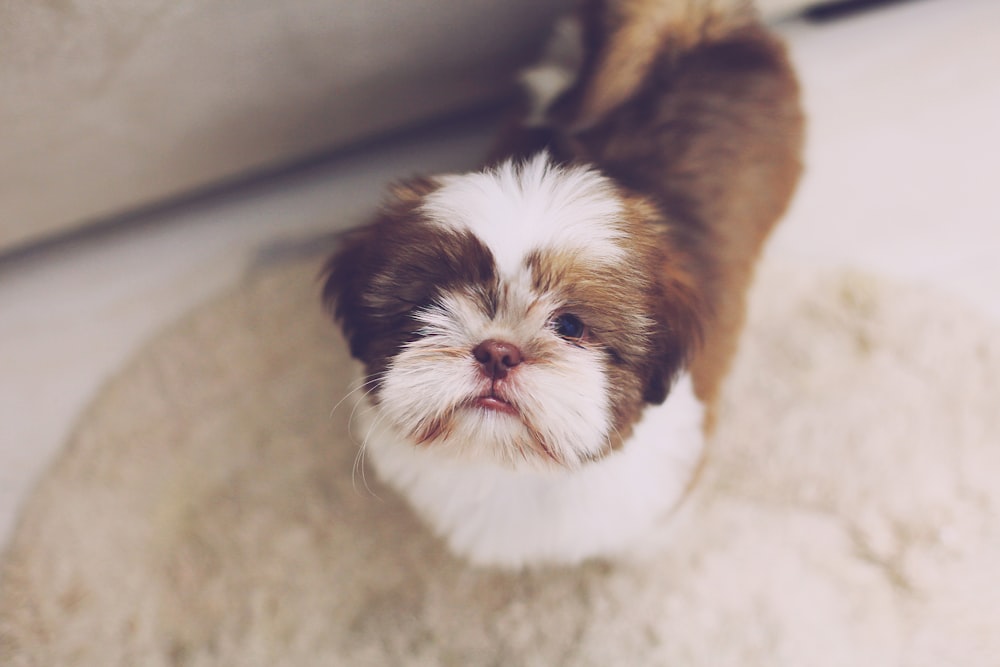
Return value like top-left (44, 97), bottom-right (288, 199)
top-left (551, 313), bottom-right (587, 341)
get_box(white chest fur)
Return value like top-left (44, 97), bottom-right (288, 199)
top-left (353, 374), bottom-right (705, 568)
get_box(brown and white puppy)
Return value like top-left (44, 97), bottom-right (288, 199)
top-left (323, 0), bottom-right (803, 567)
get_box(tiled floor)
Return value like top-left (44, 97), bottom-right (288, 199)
top-left (1, 0), bottom-right (997, 547)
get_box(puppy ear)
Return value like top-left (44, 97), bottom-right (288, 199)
top-left (321, 176), bottom-right (438, 363)
top-left (642, 237), bottom-right (706, 405)
top-left (321, 224), bottom-right (379, 363)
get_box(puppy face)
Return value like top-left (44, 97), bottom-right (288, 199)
top-left (324, 155), bottom-right (701, 470)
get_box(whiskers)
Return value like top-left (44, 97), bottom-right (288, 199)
top-left (328, 345), bottom-right (617, 483)
top-left (329, 372), bottom-right (386, 497)
top-left (353, 406), bottom-right (392, 499)
top-left (328, 372), bottom-right (384, 419)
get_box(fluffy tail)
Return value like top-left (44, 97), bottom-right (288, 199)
top-left (521, 0), bottom-right (758, 130)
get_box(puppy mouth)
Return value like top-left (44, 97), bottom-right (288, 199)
top-left (468, 388), bottom-right (520, 417)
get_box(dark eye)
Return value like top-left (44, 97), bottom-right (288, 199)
top-left (551, 313), bottom-right (587, 341)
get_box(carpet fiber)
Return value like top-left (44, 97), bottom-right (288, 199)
top-left (2, 258), bottom-right (998, 666)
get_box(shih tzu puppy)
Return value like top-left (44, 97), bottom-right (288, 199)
top-left (323, 0), bottom-right (803, 567)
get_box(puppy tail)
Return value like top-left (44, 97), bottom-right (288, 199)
top-left (523, 0), bottom-right (758, 131)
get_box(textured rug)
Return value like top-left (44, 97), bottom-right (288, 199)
top-left (1, 258), bottom-right (998, 666)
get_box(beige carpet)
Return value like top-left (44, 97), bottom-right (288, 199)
top-left (2, 258), bottom-right (998, 666)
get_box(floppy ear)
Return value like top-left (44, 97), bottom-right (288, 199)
top-left (613, 194), bottom-right (706, 405)
top-left (642, 237), bottom-right (706, 405)
top-left (320, 176), bottom-right (439, 364)
top-left (321, 224), bottom-right (380, 363)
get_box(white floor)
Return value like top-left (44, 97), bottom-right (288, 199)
top-left (1, 0), bottom-right (997, 548)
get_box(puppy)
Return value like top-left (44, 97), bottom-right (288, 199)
top-left (323, 0), bottom-right (803, 567)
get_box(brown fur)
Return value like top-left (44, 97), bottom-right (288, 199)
top-left (491, 0), bottom-right (804, 429)
top-left (322, 177), bottom-right (498, 385)
top-left (567, 0), bottom-right (757, 130)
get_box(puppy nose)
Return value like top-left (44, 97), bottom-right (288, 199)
top-left (473, 339), bottom-right (522, 379)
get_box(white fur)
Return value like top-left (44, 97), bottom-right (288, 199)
top-left (376, 158), bottom-right (650, 470)
top-left (377, 284), bottom-right (613, 469)
top-left (356, 373), bottom-right (705, 568)
top-left (422, 154), bottom-right (627, 279)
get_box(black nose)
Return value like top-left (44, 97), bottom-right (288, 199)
top-left (473, 339), bottom-right (522, 379)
